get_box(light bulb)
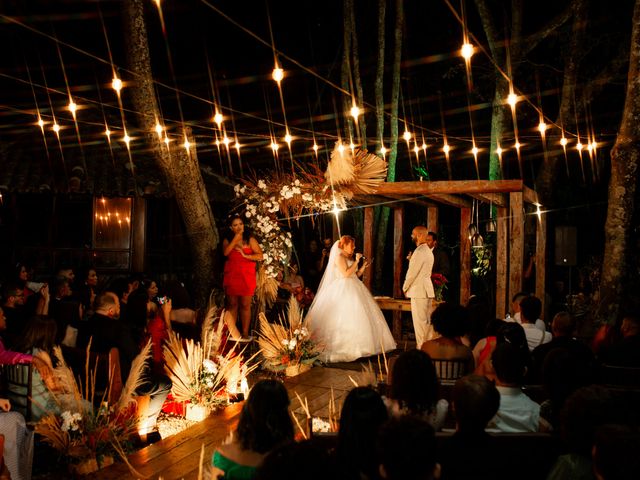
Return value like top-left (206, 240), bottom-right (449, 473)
top-left (471, 146), bottom-right (479, 156)
top-left (222, 135), bottom-right (231, 146)
top-left (213, 112), bottom-right (223, 126)
top-left (37, 118), bottom-right (45, 129)
top-left (112, 77), bottom-right (123, 92)
top-left (460, 43), bottom-right (474, 60)
top-left (403, 130), bottom-right (412, 142)
top-left (576, 142), bottom-right (583, 151)
top-left (312, 143), bottom-right (319, 152)
top-left (272, 67), bottom-right (284, 83)
top-left (350, 105), bottom-right (361, 119)
top-left (52, 123), bottom-right (60, 133)
top-left (270, 142), bottom-right (279, 152)
top-left (380, 146), bottom-right (387, 155)
top-left (68, 101), bottom-right (77, 115)
top-left (413, 145), bottom-right (420, 154)
top-left (538, 121), bottom-right (547, 133)
top-left (515, 141), bottom-right (521, 150)
top-left (183, 138), bottom-right (191, 150)
top-left (496, 146), bottom-right (503, 155)
top-left (443, 144), bottom-right (450, 154)
top-left (284, 133), bottom-right (292, 144)
top-left (560, 137), bottom-right (568, 147)
top-left (507, 93), bottom-right (518, 107)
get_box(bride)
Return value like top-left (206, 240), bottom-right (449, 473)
top-left (306, 235), bottom-right (396, 363)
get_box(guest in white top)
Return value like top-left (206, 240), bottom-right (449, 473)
top-left (505, 292), bottom-right (546, 332)
top-left (520, 296), bottom-right (552, 351)
top-left (488, 343), bottom-right (551, 433)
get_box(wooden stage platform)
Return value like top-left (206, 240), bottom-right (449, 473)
top-left (93, 367), bottom-right (360, 480)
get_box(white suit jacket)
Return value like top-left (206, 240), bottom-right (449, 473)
top-left (402, 243), bottom-right (435, 299)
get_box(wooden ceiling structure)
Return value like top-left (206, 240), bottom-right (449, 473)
top-left (354, 180), bottom-right (545, 321)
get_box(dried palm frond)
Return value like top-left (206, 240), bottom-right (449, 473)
top-left (256, 265), bottom-right (279, 308)
top-left (117, 340), bottom-right (152, 411)
top-left (163, 331), bottom-right (203, 402)
top-left (358, 361), bottom-right (378, 387)
top-left (287, 296), bottom-right (303, 332)
top-left (350, 148), bottom-right (388, 194)
top-left (257, 312), bottom-right (289, 361)
top-left (325, 143), bottom-right (355, 185)
top-left (52, 346), bottom-right (82, 400)
top-left (201, 294), bottom-right (225, 357)
top-left (35, 414), bottom-right (70, 452)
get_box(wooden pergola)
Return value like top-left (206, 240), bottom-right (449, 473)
top-left (354, 180), bottom-right (546, 337)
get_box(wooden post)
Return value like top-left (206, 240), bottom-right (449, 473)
top-left (459, 207), bottom-right (471, 305)
top-left (392, 207), bottom-right (404, 339)
top-left (496, 206), bottom-right (508, 318)
top-left (535, 207), bottom-right (547, 318)
top-left (509, 192), bottom-right (524, 303)
top-left (363, 207), bottom-right (374, 289)
top-left (131, 197), bottom-right (146, 273)
top-left (427, 206), bottom-right (438, 233)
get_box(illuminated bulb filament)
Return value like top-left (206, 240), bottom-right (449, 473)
top-left (421, 143), bottom-right (427, 151)
top-left (123, 134), bottom-right (131, 146)
top-left (235, 142), bottom-right (241, 151)
top-left (105, 128), bottom-right (111, 138)
top-left (337, 143), bottom-right (345, 154)
top-left (349, 142), bottom-right (356, 151)
top-left (155, 123), bottom-right (163, 136)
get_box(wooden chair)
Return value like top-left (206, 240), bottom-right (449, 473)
top-left (1, 363), bottom-right (33, 422)
top-left (600, 364), bottom-right (640, 387)
top-left (431, 358), bottom-right (472, 384)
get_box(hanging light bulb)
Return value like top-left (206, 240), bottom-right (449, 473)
top-left (537, 121), bottom-right (547, 134)
top-left (576, 142), bottom-right (584, 151)
top-left (68, 100), bottom-right (77, 117)
top-left (403, 130), bottom-right (412, 142)
top-left (183, 137), bottom-right (191, 150)
top-left (471, 232), bottom-right (485, 248)
top-left (272, 66), bottom-right (284, 83)
top-left (496, 146), bottom-right (503, 156)
top-left (515, 141), bottom-right (521, 151)
top-left (507, 93), bottom-right (518, 107)
top-left (112, 77), bottom-right (123, 93)
top-left (560, 137), bottom-right (568, 147)
top-left (413, 145), bottom-right (420, 154)
top-left (270, 141), bottom-right (279, 152)
top-left (312, 143), bottom-right (319, 153)
top-left (380, 145), bottom-right (387, 155)
top-left (37, 117), bottom-right (45, 130)
top-left (284, 133), bottom-right (293, 145)
top-left (460, 43), bottom-right (474, 60)
top-left (155, 123), bottom-right (163, 138)
top-left (337, 143), bottom-right (345, 154)
top-left (222, 135), bottom-right (231, 147)
top-left (350, 105), bottom-right (361, 119)
top-left (52, 123), bottom-right (60, 134)
top-left (471, 145), bottom-right (479, 156)
top-left (213, 111), bottom-right (223, 127)
top-left (443, 144), bottom-right (451, 154)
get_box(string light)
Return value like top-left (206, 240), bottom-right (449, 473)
top-left (350, 105), bottom-right (361, 119)
top-left (235, 141), bottom-right (241, 152)
top-left (213, 111), bottom-right (223, 127)
top-left (155, 123), bottom-right (163, 138)
top-left (380, 146), bottom-right (387, 156)
top-left (123, 134), bottom-right (131, 146)
top-left (68, 100), bottom-right (77, 119)
top-left (421, 142), bottom-right (427, 152)
top-left (443, 144), bottom-right (450, 154)
top-left (284, 133), bottom-right (293, 145)
top-left (272, 66), bottom-right (284, 83)
top-left (515, 141), bottom-right (521, 151)
top-left (413, 145), bottom-right (420, 154)
top-left (111, 77), bottom-right (123, 93)
top-left (104, 128), bottom-right (111, 140)
top-left (52, 123), bottom-right (60, 134)
top-left (537, 121), bottom-right (547, 134)
top-left (37, 117), bottom-right (45, 131)
top-left (337, 143), bottom-right (345, 154)
top-left (403, 130), bottom-right (412, 142)
top-left (349, 141), bottom-right (356, 151)
top-left (183, 138), bottom-right (191, 150)
top-left (164, 136), bottom-right (170, 146)
top-left (312, 143), bottom-right (319, 153)
top-left (222, 135), bottom-right (231, 147)
top-left (471, 145), bottom-right (479, 156)
top-left (560, 137), bottom-right (568, 147)
top-left (590, 141), bottom-right (597, 151)
top-left (270, 141), bottom-right (279, 152)
top-left (496, 146), bottom-right (503, 155)
top-left (576, 142), bottom-right (583, 151)
top-left (460, 43), bottom-right (474, 60)
top-left (507, 93), bottom-right (518, 107)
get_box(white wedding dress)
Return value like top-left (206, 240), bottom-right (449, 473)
top-left (306, 241), bottom-right (397, 363)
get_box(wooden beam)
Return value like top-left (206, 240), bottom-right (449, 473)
top-left (535, 209), bottom-right (547, 318)
top-left (509, 192), bottom-right (524, 302)
top-left (427, 207), bottom-right (438, 234)
top-left (469, 192), bottom-right (507, 208)
top-left (495, 206), bottom-right (508, 319)
top-left (393, 207), bottom-right (405, 339)
top-left (426, 193), bottom-right (472, 208)
top-left (131, 197), bottom-right (146, 273)
top-left (523, 185), bottom-right (538, 205)
top-left (363, 207), bottom-right (374, 289)
top-left (460, 207), bottom-right (471, 305)
top-left (374, 179), bottom-right (524, 196)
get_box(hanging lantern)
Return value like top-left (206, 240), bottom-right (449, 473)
top-left (471, 232), bottom-right (484, 248)
top-left (468, 223), bottom-right (478, 237)
top-left (486, 218), bottom-right (497, 232)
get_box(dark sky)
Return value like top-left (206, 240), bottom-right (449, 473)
top-left (0, 0), bottom-right (634, 180)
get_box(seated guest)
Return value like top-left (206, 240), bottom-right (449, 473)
top-left (337, 387), bottom-right (389, 480)
top-left (49, 277), bottom-right (82, 346)
top-left (487, 342), bottom-right (550, 433)
top-left (211, 379), bottom-right (294, 480)
top-left (76, 267), bottom-right (99, 317)
top-left (0, 307), bottom-right (33, 366)
top-left (505, 292), bottom-right (546, 331)
top-left (421, 303), bottom-right (474, 377)
top-left (255, 439), bottom-right (336, 480)
top-left (377, 416), bottom-right (440, 480)
top-left (519, 296), bottom-right (551, 351)
top-left (547, 386), bottom-right (618, 480)
top-left (1, 284), bottom-right (29, 348)
top-left (531, 311), bottom-right (595, 383)
top-left (0, 398), bottom-right (34, 480)
top-left (387, 349), bottom-right (448, 430)
top-left (472, 318), bottom-right (506, 380)
top-left (599, 314), bottom-right (640, 367)
top-left (592, 424), bottom-right (640, 480)
top-left (439, 375), bottom-right (503, 479)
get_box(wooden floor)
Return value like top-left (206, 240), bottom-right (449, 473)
top-left (93, 366), bottom-right (360, 480)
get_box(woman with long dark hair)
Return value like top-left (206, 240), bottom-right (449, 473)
top-left (211, 379), bottom-right (293, 479)
top-left (222, 214), bottom-right (263, 338)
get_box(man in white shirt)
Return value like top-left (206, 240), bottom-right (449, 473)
top-left (505, 292), bottom-right (546, 332)
top-left (402, 226), bottom-right (434, 349)
top-left (520, 296), bottom-right (552, 351)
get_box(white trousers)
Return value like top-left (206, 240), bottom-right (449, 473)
top-left (410, 297), bottom-right (433, 349)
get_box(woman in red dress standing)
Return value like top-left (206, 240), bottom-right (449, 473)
top-left (223, 215), bottom-right (263, 338)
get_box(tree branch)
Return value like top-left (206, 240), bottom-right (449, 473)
top-left (521, 3), bottom-right (574, 55)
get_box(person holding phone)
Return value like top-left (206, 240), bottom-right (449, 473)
top-left (222, 214), bottom-right (263, 338)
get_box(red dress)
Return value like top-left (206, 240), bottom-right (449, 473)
top-left (223, 246), bottom-right (257, 296)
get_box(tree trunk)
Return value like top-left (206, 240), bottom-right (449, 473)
top-left (374, 0), bottom-right (403, 291)
top-left (123, 0), bottom-right (219, 308)
top-left (374, 0), bottom-right (386, 153)
top-left (598, 0), bottom-right (640, 323)
top-left (536, 0), bottom-right (588, 205)
top-left (348, 0), bottom-right (367, 148)
top-left (341, 0), bottom-right (354, 142)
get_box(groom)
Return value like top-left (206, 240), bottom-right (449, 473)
top-left (402, 226), bottom-right (435, 348)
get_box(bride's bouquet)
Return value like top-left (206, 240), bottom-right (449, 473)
top-left (258, 297), bottom-right (323, 376)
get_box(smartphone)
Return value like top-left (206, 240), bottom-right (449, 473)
top-left (157, 296), bottom-right (169, 305)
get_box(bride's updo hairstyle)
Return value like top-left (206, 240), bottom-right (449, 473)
top-left (338, 235), bottom-right (355, 250)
